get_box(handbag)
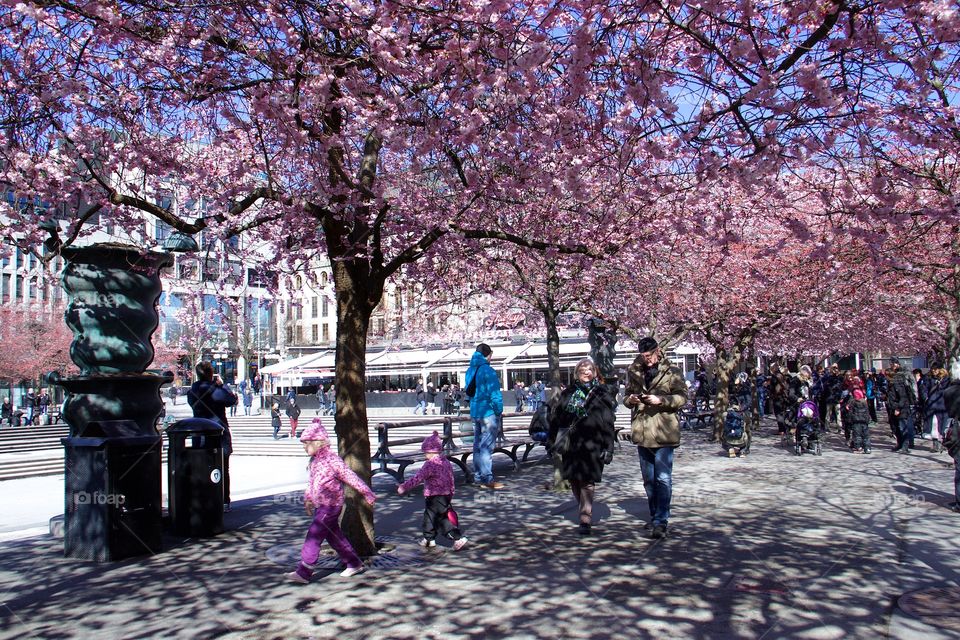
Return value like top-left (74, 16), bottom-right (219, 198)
top-left (553, 427), bottom-right (574, 455)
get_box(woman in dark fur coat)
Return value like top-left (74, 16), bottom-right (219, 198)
top-left (548, 358), bottom-right (618, 535)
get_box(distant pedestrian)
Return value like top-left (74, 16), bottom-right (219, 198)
top-left (242, 385), bottom-right (253, 416)
top-left (228, 383), bottom-right (238, 417)
top-left (24, 388), bottom-right (36, 425)
top-left (397, 431), bottom-right (469, 550)
top-left (624, 337), bottom-right (688, 540)
top-left (426, 382), bottom-right (437, 415)
top-left (37, 389), bottom-right (50, 423)
top-left (286, 398), bottom-right (302, 438)
top-left (1, 397), bottom-right (12, 426)
top-left (514, 382), bottom-right (525, 413)
top-left (924, 368), bottom-right (950, 453)
top-left (414, 379), bottom-right (427, 415)
top-left (887, 358), bottom-right (916, 453)
top-left (316, 386), bottom-right (328, 416)
top-left (286, 419), bottom-right (375, 583)
top-left (271, 402), bottom-right (282, 439)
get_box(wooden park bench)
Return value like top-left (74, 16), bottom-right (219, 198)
top-left (371, 412), bottom-right (546, 484)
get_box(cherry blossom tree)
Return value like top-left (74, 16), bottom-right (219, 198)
top-left (0, 306), bottom-right (73, 383)
top-left (3, 0), bottom-right (960, 554)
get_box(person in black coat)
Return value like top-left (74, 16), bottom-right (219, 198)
top-left (188, 361), bottom-right (238, 509)
top-left (547, 358), bottom-right (617, 536)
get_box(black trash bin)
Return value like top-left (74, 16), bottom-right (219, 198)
top-left (62, 420), bottom-right (162, 561)
top-left (165, 418), bottom-right (225, 537)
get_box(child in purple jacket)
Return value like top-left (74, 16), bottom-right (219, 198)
top-left (397, 431), bottom-right (468, 550)
top-left (286, 419), bottom-right (376, 583)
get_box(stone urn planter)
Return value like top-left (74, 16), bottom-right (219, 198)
top-left (56, 244), bottom-right (174, 435)
top-left (53, 243), bottom-right (174, 561)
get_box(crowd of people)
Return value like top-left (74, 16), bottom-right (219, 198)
top-left (170, 347), bottom-right (960, 583)
top-left (0, 387), bottom-right (52, 426)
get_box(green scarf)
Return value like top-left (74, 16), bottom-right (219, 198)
top-left (566, 379), bottom-right (598, 418)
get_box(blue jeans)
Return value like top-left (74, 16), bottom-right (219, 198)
top-left (473, 414), bottom-right (500, 484)
top-left (637, 446), bottom-right (675, 527)
top-left (414, 400), bottom-right (426, 414)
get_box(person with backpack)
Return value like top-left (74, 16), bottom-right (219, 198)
top-left (463, 343), bottom-right (504, 490)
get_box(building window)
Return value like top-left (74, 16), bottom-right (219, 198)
top-left (311, 325), bottom-right (318, 342)
top-left (286, 327), bottom-right (293, 343)
top-left (1, 273), bottom-right (10, 301)
top-left (15, 275), bottom-right (22, 299)
top-left (296, 305), bottom-right (302, 320)
top-left (377, 318), bottom-right (385, 334)
top-left (322, 324), bottom-right (329, 343)
top-left (322, 297), bottom-right (329, 318)
top-left (201, 256), bottom-right (220, 282)
top-left (295, 325), bottom-right (303, 342)
top-left (312, 297), bottom-right (318, 318)
top-left (178, 257), bottom-right (198, 281)
top-left (321, 272), bottom-right (328, 285)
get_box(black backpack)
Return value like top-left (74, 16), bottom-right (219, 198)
top-left (465, 372), bottom-right (477, 399)
top-left (724, 409), bottom-right (744, 440)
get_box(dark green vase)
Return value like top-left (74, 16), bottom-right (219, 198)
top-left (60, 244), bottom-right (173, 375)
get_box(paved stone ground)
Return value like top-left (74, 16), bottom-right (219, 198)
top-left (1, 416), bottom-right (958, 639)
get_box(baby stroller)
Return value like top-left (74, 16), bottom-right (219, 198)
top-left (794, 400), bottom-right (822, 456)
top-left (721, 405), bottom-right (750, 457)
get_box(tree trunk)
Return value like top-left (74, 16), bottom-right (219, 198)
top-left (543, 304), bottom-right (562, 393)
top-left (947, 312), bottom-right (960, 380)
top-left (711, 352), bottom-right (739, 442)
top-left (541, 303), bottom-right (569, 491)
top-left (331, 261), bottom-right (378, 558)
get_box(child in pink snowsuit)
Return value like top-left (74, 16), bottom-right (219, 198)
top-left (286, 419), bottom-right (376, 583)
top-left (397, 431), bottom-right (468, 550)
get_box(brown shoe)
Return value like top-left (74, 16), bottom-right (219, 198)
top-left (480, 481), bottom-right (505, 490)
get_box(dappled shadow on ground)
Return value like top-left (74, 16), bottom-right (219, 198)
top-left (0, 417), bottom-right (957, 639)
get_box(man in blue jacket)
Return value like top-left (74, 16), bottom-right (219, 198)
top-left (464, 343), bottom-right (505, 490)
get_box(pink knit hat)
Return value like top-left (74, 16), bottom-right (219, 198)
top-left (300, 418), bottom-right (329, 442)
top-left (421, 431), bottom-right (443, 453)
top-left (853, 389), bottom-right (865, 400)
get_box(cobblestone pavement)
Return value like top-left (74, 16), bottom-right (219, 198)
top-left (1, 416), bottom-right (957, 639)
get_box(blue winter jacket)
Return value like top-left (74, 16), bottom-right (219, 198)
top-left (465, 351), bottom-right (503, 420)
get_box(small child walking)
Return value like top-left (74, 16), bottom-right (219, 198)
top-left (286, 419), bottom-right (376, 583)
top-left (397, 431), bottom-right (468, 550)
top-left (849, 389), bottom-right (872, 453)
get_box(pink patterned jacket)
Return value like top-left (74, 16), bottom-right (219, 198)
top-left (398, 456), bottom-right (455, 497)
top-left (305, 448), bottom-right (376, 508)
